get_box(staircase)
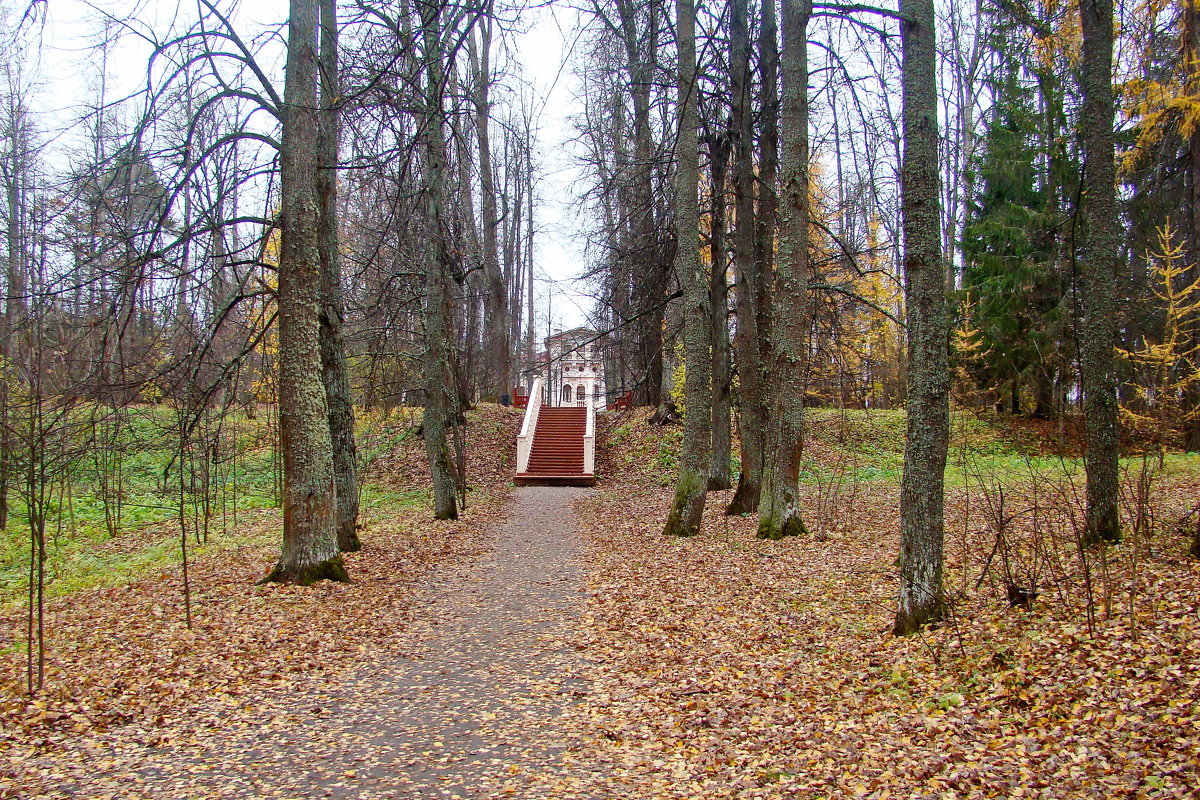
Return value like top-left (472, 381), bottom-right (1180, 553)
top-left (515, 405), bottom-right (596, 486)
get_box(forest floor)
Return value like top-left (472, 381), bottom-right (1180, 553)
top-left (2, 404), bottom-right (1200, 799)
top-left (7, 484), bottom-right (594, 799)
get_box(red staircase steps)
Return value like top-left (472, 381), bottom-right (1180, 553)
top-left (515, 406), bottom-right (595, 486)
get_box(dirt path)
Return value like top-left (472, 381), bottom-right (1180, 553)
top-left (30, 486), bottom-right (594, 800)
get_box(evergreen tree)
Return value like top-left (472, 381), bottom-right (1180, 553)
top-left (961, 64), bottom-right (1065, 415)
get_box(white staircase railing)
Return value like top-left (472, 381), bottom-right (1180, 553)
top-left (583, 401), bottom-right (595, 477)
top-left (515, 376), bottom-right (544, 474)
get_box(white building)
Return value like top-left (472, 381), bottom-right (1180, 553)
top-left (528, 327), bottom-right (606, 408)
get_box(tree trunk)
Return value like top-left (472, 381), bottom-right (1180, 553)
top-left (525, 140), bottom-right (537, 377)
top-left (616, 0), bottom-right (665, 407)
top-left (757, 0), bottom-right (811, 541)
top-left (726, 0), bottom-right (764, 515)
top-left (755, 0), bottom-right (780, 407)
top-left (1, 105), bottom-right (28, 531)
top-left (1, 104), bottom-right (28, 532)
top-left (756, 0), bottom-right (780, 306)
top-left (469, 21), bottom-right (510, 402)
top-left (506, 159), bottom-right (525, 388)
top-left (663, 0), bottom-right (709, 538)
top-left (1077, 0), bottom-right (1121, 544)
top-left (317, 0), bottom-right (360, 553)
top-left (266, 0), bottom-right (347, 585)
top-left (454, 112), bottom-right (481, 406)
top-left (419, 0), bottom-right (458, 521)
top-left (894, 0), bottom-right (948, 634)
top-left (708, 131), bottom-right (733, 491)
top-left (651, 315), bottom-right (681, 425)
top-left (525, 145), bottom-right (537, 376)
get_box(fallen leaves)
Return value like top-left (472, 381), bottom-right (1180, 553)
top-left (542, 410), bottom-right (1200, 798)
top-left (0, 404), bottom-right (524, 798)
top-left (2, 404), bottom-right (1198, 799)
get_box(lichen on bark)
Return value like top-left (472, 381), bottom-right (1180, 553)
top-left (662, 0), bottom-right (710, 539)
top-left (663, 467), bottom-right (707, 538)
top-left (266, 0), bottom-right (346, 586)
top-left (893, 0), bottom-right (948, 634)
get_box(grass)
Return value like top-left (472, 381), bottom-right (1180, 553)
top-left (2, 514), bottom-right (279, 606)
top-left (606, 404), bottom-right (1200, 489)
top-left (0, 404), bottom-right (438, 609)
top-left (0, 405), bottom-right (279, 605)
top-left (11, 400), bottom-right (1196, 610)
top-left (802, 408), bottom-right (1200, 485)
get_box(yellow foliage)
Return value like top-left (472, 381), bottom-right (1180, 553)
top-left (1119, 0), bottom-right (1200, 175)
top-left (247, 225), bottom-right (280, 406)
top-left (1116, 222), bottom-right (1200, 445)
top-left (1033, 0), bottom-right (1082, 71)
top-left (808, 210), bottom-right (905, 408)
top-left (669, 339), bottom-right (687, 420)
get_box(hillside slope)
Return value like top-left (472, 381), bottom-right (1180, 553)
top-left (555, 407), bottom-right (1200, 797)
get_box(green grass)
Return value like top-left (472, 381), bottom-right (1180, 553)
top-left (0, 480), bottom-right (439, 608)
top-left (0, 511), bottom-right (278, 606)
top-left (617, 406), bottom-right (1200, 489)
top-left (0, 404), bottom-right (438, 609)
top-left (0, 405), bottom-right (278, 605)
top-left (359, 483), bottom-right (434, 513)
top-left (799, 408), bottom-right (1200, 486)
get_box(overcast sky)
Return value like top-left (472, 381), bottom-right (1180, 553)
top-left (508, 2), bottom-right (596, 335)
top-left (21, 0), bottom-right (594, 335)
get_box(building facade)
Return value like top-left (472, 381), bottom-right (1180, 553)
top-left (524, 327), bottom-right (606, 408)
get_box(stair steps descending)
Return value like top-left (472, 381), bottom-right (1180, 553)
top-left (515, 406), bottom-right (595, 486)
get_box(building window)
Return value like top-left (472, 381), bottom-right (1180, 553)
top-left (562, 384), bottom-right (573, 404)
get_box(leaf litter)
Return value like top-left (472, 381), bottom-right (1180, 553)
top-left (2, 405), bottom-right (1198, 798)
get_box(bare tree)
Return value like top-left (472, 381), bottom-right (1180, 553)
top-left (663, 0), bottom-right (710, 537)
top-left (894, 0), bottom-right (949, 635)
top-left (265, 0), bottom-right (347, 584)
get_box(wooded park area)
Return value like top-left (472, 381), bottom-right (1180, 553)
top-left (1, 0), bottom-right (1199, 795)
